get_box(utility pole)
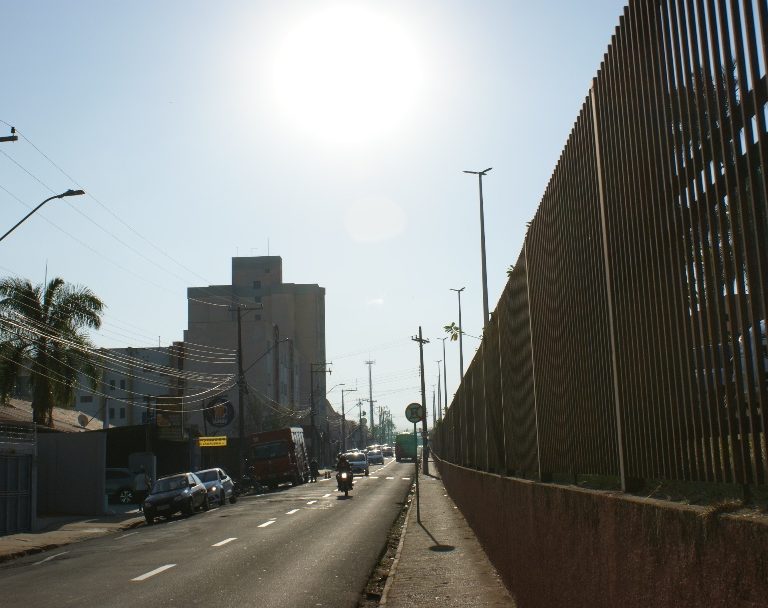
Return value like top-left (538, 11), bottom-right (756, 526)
top-left (436, 361), bottom-right (442, 422)
top-left (233, 306), bottom-right (247, 478)
top-left (463, 167), bottom-right (492, 328)
top-left (450, 287), bottom-right (465, 378)
top-left (310, 362), bottom-right (332, 462)
top-left (441, 339), bottom-right (448, 417)
top-left (365, 360), bottom-right (375, 442)
top-left (432, 387), bottom-right (436, 430)
top-left (0, 126), bottom-right (17, 143)
top-left (412, 327), bottom-right (430, 474)
top-left (341, 387), bottom-right (356, 452)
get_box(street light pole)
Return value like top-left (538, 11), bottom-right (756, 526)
top-left (341, 387), bottom-right (356, 452)
top-left (310, 362), bottom-right (332, 461)
top-left (463, 168), bottom-right (492, 328)
top-left (450, 287), bottom-right (465, 378)
top-left (0, 189), bottom-right (85, 243)
top-left (441, 338), bottom-right (448, 416)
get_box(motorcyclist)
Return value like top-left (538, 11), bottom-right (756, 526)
top-left (335, 454), bottom-right (353, 491)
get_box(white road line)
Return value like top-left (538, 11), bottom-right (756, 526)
top-left (386, 476), bottom-right (394, 480)
top-left (212, 537), bottom-right (237, 547)
top-left (33, 551), bottom-right (68, 565)
top-left (116, 532), bottom-right (139, 540)
top-left (306, 500), bottom-right (317, 505)
top-left (286, 509), bottom-right (300, 515)
top-left (258, 520), bottom-right (275, 528)
top-left (369, 476), bottom-right (379, 479)
top-left (131, 564), bottom-right (176, 581)
top-left (402, 477), bottom-right (411, 480)
top-left (322, 493), bottom-right (331, 498)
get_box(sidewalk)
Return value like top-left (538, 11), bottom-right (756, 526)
top-left (381, 459), bottom-right (516, 607)
top-left (0, 505), bottom-right (145, 563)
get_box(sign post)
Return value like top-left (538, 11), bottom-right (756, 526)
top-left (405, 402), bottom-right (424, 523)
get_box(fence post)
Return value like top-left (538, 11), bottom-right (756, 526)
top-left (590, 83), bottom-right (632, 492)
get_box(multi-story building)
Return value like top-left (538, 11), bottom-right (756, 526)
top-left (184, 256), bottom-right (326, 442)
top-left (73, 344), bottom-right (185, 432)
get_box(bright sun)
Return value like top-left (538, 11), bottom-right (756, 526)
top-left (270, 4), bottom-right (424, 144)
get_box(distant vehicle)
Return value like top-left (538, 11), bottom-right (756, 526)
top-left (381, 445), bottom-right (394, 457)
top-left (395, 432), bottom-right (417, 462)
top-left (105, 468), bottom-right (135, 504)
top-left (143, 472), bottom-right (208, 524)
top-left (195, 467), bottom-right (237, 506)
top-left (367, 449), bottom-right (384, 465)
top-left (247, 427), bottom-right (310, 489)
top-left (344, 451), bottom-right (369, 476)
top-left (365, 444), bottom-right (381, 453)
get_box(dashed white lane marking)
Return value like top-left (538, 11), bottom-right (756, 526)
top-left (116, 532), bottom-right (139, 540)
top-left (369, 476), bottom-right (379, 479)
top-left (212, 537), bottom-right (237, 547)
top-left (323, 493), bottom-right (331, 498)
top-left (386, 476), bottom-right (394, 480)
top-left (402, 477), bottom-right (411, 480)
top-left (33, 551), bottom-right (68, 565)
top-left (132, 564), bottom-right (176, 581)
top-left (306, 500), bottom-right (317, 505)
top-left (286, 509), bottom-right (300, 515)
top-left (258, 520), bottom-right (276, 528)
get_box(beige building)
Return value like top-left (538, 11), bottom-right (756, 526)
top-left (183, 256), bottom-right (326, 441)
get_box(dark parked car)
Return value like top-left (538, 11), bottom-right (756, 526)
top-left (195, 467), bottom-right (237, 506)
top-left (143, 472), bottom-right (208, 524)
top-left (344, 451), bottom-right (369, 476)
top-left (105, 468), bottom-right (136, 504)
top-left (381, 445), bottom-right (394, 457)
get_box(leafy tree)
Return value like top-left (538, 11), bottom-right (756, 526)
top-left (0, 277), bottom-right (104, 426)
top-left (443, 321), bottom-right (461, 341)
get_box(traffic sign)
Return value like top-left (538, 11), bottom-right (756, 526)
top-left (198, 436), bottom-right (227, 447)
top-left (405, 402), bottom-right (424, 423)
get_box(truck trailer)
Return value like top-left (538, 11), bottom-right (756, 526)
top-left (246, 427), bottom-right (310, 489)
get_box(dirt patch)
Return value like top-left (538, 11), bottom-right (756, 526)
top-left (358, 485), bottom-right (414, 607)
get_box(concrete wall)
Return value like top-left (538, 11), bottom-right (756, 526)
top-left (38, 432), bottom-right (106, 515)
top-left (435, 456), bottom-right (768, 608)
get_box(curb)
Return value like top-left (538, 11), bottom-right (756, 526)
top-left (0, 518), bottom-right (145, 565)
top-left (379, 481), bottom-right (416, 606)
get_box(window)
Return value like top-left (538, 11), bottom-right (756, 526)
top-left (109, 407), bottom-right (115, 419)
top-left (119, 407), bottom-right (125, 419)
top-left (119, 379), bottom-right (126, 390)
top-left (253, 280), bottom-right (261, 289)
top-left (80, 395), bottom-right (93, 403)
top-left (254, 295), bottom-right (262, 303)
top-left (254, 314), bottom-right (261, 321)
top-left (110, 380), bottom-right (115, 391)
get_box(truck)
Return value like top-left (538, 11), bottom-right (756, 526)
top-left (246, 427), bottom-right (310, 489)
top-left (395, 431), bottom-right (418, 462)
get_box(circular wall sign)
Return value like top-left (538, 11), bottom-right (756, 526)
top-left (405, 402), bottom-right (424, 423)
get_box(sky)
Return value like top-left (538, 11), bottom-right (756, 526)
top-left (1, 0), bottom-right (629, 432)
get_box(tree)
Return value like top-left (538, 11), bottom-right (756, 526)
top-left (0, 276), bottom-right (104, 426)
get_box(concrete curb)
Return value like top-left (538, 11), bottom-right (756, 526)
top-left (0, 517), bottom-right (145, 564)
top-left (379, 482), bottom-right (415, 606)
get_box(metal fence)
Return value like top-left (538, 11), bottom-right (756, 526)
top-left (432, 0), bottom-right (768, 489)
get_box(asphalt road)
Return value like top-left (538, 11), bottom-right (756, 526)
top-left (0, 458), bottom-right (414, 608)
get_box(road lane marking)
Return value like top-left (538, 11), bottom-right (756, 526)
top-left (402, 477), bottom-right (411, 480)
top-left (386, 476), bottom-right (394, 480)
top-left (369, 476), bottom-right (379, 479)
top-left (132, 564), bottom-right (176, 581)
top-left (306, 500), bottom-right (317, 505)
top-left (212, 537), bottom-right (237, 547)
top-left (258, 520), bottom-right (275, 528)
top-left (33, 551), bottom-right (68, 565)
top-left (286, 509), bottom-right (300, 515)
top-left (116, 532), bottom-right (139, 540)
top-left (322, 493), bottom-right (331, 498)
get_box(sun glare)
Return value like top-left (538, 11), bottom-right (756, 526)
top-left (270, 4), bottom-right (424, 144)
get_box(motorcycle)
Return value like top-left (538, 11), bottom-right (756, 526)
top-left (336, 470), bottom-right (353, 497)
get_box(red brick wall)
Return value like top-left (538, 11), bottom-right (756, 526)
top-left (436, 457), bottom-right (768, 608)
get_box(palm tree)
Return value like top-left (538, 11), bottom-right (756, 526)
top-left (0, 276), bottom-right (104, 426)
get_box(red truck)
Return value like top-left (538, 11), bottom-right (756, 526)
top-left (246, 427), bottom-right (310, 489)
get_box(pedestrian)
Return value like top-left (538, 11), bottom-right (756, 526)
top-left (135, 466), bottom-right (153, 511)
top-left (309, 457), bottom-right (319, 483)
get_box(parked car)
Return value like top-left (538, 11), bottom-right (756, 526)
top-left (381, 445), bottom-right (394, 457)
top-left (367, 449), bottom-right (384, 465)
top-left (344, 451), bottom-right (369, 476)
top-left (143, 472), bottom-right (208, 524)
top-left (195, 467), bottom-right (237, 506)
top-left (105, 468), bottom-right (136, 504)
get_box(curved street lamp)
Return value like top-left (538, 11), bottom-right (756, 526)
top-left (0, 189), bottom-right (85, 243)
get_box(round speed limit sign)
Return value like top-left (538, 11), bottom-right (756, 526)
top-left (405, 402), bottom-right (424, 423)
